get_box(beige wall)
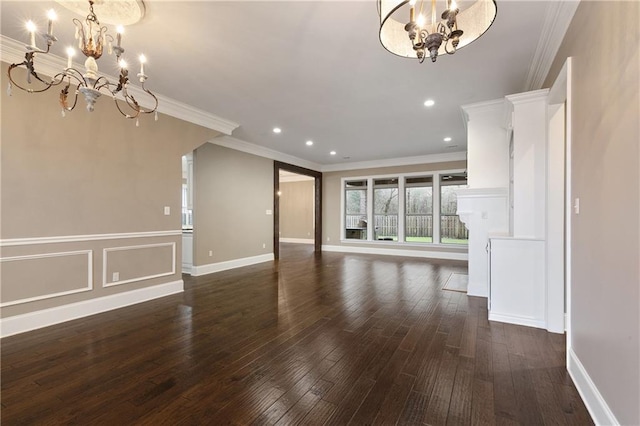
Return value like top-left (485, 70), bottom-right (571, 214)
top-left (193, 143), bottom-right (273, 265)
top-left (280, 180), bottom-right (314, 240)
top-left (544, 2), bottom-right (639, 424)
top-left (1, 62), bottom-right (217, 317)
top-left (323, 160), bottom-right (466, 253)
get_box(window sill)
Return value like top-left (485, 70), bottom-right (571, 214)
top-left (340, 239), bottom-right (468, 249)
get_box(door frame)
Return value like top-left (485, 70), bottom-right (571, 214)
top-left (273, 161), bottom-right (322, 260)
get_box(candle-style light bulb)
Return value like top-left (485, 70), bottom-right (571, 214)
top-left (116, 25), bottom-right (124, 48)
top-left (409, 0), bottom-right (417, 5)
top-left (26, 20), bottom-right (37, 47)
top-left (450, 0), bottom-right (457, 10)
top-left (416, 14), bottom-right (425, 28)
top-left (119, 59), bottom-right (127, 70)
top-left (139, 54), bottom-right (146, 75)
top-left (66, 47), bottom-right (75, 69)
top-left (47, 9), bottom-right (57, 36)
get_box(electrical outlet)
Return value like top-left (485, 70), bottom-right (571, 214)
top-left (266, 209), bottom-right (272, 215)
top-left (112, 272), bottom-right (119, 282)
top-left (262, 243), bottom-right (266, 249)
top-left (327, 237), bottom-right (330, 241)
top-left (574, 198), bottom-right (580, 214)
top-left (164, 206), bottom-right (170, 215)
top-left (208, 250), bottom-right (213, 257)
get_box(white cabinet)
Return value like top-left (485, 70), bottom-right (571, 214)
top-left (489, 237), bottom-right (545, 329)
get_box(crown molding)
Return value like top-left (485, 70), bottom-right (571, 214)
top-left (460, 98), bottom-right (505, 121)
top-left (320, 151), bottom-right (467, 173)
top-left (524, 0), bottom-right (580, 91)
top-left (0, 35), bottom-right (239, 135)
top-left (506, 88), bottom-right (549, 105)
top-left (210, 136), bottom-right (323, 171)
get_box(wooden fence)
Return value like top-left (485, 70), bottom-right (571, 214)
top-left (346, 215), bottom-right (468, 239)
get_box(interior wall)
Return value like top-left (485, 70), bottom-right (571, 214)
top-left (544, 2), bottom-right (639, 424)
top-left (1, 62), bottom-right (217, 317)
top-left (193, 143), bottom-right (273, 265)
top-left (279, 180), bottom-right (314, 240)
top-left (323, 160), bottom-right (467, 253)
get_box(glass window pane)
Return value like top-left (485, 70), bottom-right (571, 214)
top-left (374, 179), bottom-right (398, 241)
top-left (345, 180), bottom-right (367, 239)
top-left (440, 174), bottom-right (468, 244)
top-left (405, 179), bottom-right (432, 243)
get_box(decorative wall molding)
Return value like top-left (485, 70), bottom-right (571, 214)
top-left (191, 253), bottom-right (274, 276)
top-left (505, 88), bottom-right (550, 106)
top-left (0, 230), bottom-right (182, 247)
top-left (0, 250), bottom-right (93, 307)
top-left (280, 238), bottom-right (314, 244)
top-left (102, 242), bottom-right (176, 287)
top-left (524, 1), bottom-right (581, 91)
top-left (460, 98), bottom-right (506, 126)
top-left (211, 136), bottom-right (322, 171)
top-left (0, 280), bottom-right (184, 338)
top-left (321, 152), bottom-right (467, 173)
top-left (568, 348), bottom-right (618, 426)
top-left (322, 245), bottom-right (468, 261)
top-left (0, 35), bottom-right (239, 135)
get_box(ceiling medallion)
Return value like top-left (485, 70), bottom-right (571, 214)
top-left (378, 0), bottom-right (497, 63)
top-left (6, 0), bottom-right (157, 124)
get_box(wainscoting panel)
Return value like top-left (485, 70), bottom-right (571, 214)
top-left (0, 250), bottom-right (93, 307)
top-left (103, 243), bottom-right (176, 287)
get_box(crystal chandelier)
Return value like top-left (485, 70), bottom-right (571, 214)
top-left (378, 0), bottom-right (497, 63)
top-left (7, 0), bottom-right (158, 124)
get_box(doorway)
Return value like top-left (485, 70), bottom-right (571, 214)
top-left (273, 161), bottom-right (322, 260)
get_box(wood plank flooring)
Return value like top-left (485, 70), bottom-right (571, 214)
top-left (1, 244), bottom-right (592, 425)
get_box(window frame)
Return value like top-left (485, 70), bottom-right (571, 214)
top-left (339, 168), bottom-right (467, 246)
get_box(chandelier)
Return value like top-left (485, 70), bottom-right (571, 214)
top-left (378, 0), bottom-right (497, 63)
top-left (7, 0), bottom-right (158, 124)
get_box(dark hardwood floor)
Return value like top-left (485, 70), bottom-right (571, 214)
top-left (1, 244), bottom-right (592, 425)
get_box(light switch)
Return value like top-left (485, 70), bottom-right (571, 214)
top-left (574, 198), bottom-right (580, 215)
top-left (164, 206), bottom-right (171, 215)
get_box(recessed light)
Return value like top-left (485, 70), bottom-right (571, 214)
top-left (273, 127), bottom-right (281, 134)
top-left (424, 99), bottom-right (435, 107)
top-left (306, 140), bottom-right (313, 146)
top-left (444, 137), bottom-right (452, 142)
top-left (330, 151), bottom-right (336, 156)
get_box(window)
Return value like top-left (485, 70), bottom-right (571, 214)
top-left (341, 171), bottom-right (467, 246)
top-left (345, 180), bottom-right (367, 239)
top-left (440, 173), bottom-right (468, 244)
top-left (405, 176), bottom-right (433, 243)
top-left (374, 178), bottom-right (399, 241)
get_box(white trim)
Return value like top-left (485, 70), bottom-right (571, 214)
top-left (524, 1), bottom-right (580, 91)
top-left (0, 230), bottom-right (181, 247)
top-left (211, 136), bottom-right (322, 171)
top-left (191, 253), bottom-right (274, 276)
top-left (322, 245), bottom-right (467, 261)
top-left (279, 238), bottom-right (314, 244)
top-left (568, 348), bottom-right (618, 425)
top-left (181, 264), bottom-right (192, 275)
top-left (488, 312), bottom-right (546, 330)
top-left (460, 98), bottom-right (506, 124)
top-left (0, 35), bottom-right (238, 135)
top-left (102, 242), bottom-right (176, 287)
top-left (506, 89), bottom-right (550, 106)
top-left (321, 152), bottom-right (467, 173)
top-left (456, 187), bottom-right (509, 199)
top-left (0, 280), bottom-right (184, 338)
top-left (0, 250), bottom-right (93, 307)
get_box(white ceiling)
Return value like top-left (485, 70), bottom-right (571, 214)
top-left (1, 1), bottom-right (563, 168)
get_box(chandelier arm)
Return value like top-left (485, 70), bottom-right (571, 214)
top-left (7, 62), bottom-right (66, 94)
top-left (112, 96), bottom-right (141, 119)
top-left (137, 83), bottom-right (159, 114)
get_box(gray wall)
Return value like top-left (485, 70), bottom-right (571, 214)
top-left (280, 180), bottom-right (314, 240)
top-left (1, 62), bottom-right (217, 317)
top-left (193, 143), bottom-right (274, 265)
top-left (544, 2), bottom-right (639, 424)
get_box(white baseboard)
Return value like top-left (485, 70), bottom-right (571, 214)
top-left (280, 238), bottom-right (314, 244)
top-left (488, 312), bottom-right (546, 329)
top-left (191, 253), bottom-right (274, 276)
top-left (568, 348), bottom-right (618, 425)
top-left (467, 279), bottom-right (488, 298)
top-left (321, 245), bottom-right (468, 261)
top-left (0, 280), bottom-right (184, 338)
top-left (182, 263), bottom-right (192, 274)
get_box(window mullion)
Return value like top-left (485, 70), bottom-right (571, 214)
top-left (433, 173), bottom-right (441, 244)
top-left (398, 177), bottom-right (406, 242)
top-left (367, 178), bottom-right (374, 241)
